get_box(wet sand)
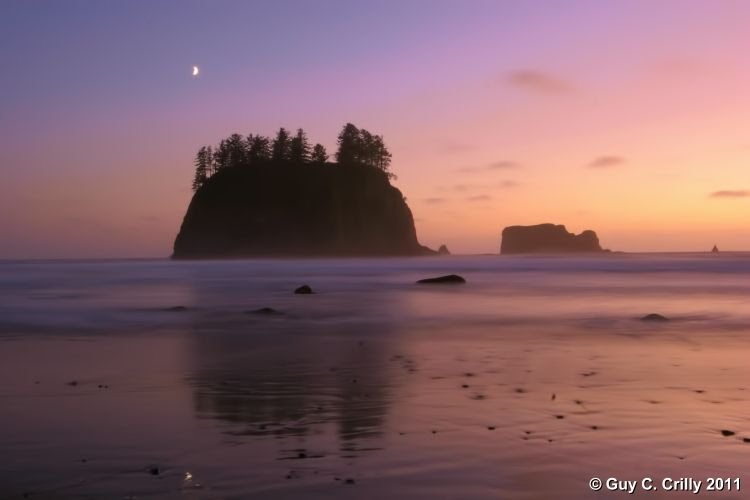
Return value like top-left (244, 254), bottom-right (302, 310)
top-left (0, 255), bottom-right (749, 498)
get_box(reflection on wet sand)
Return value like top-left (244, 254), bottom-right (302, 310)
top-left (187, 310), bottom-right (396, 459)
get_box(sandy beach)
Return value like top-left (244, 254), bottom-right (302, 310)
top-left (1, 254), bottom-right (749, 499)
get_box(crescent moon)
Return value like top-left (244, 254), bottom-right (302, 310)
top-left (192, 65), bottom-right (199, 77)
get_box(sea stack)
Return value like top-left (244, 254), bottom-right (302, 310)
top-left (500, 224), bottom-right (604, 254)
top-left (711, 245), bottom-right (719, 253)
top-left (173, 163), bottom-right (434, 258)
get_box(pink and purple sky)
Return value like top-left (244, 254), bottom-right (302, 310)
top-left (1, 0), bottom-right (749, 258)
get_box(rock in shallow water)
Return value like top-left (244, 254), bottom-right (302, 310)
top-left (294, 285), bottom-right (313, 294)
top-left (641, 313), bottom-right (669, 322)
top-left (248, 307), bottom-right (283, 315)
top-left (416, 274), bottom-right (466, 284)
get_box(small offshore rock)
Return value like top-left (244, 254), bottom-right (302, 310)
top-left (294, 285), bottom-right (313, 294)
top-left (249, 307), bottom-right (282, 315)
top-left (417, 274), bottom-right (466, 284)
top-left (437, 244), bottom-right (450, 255)
top-left (641, 313), bottom-right (669, 322)
top-left (164, 305), bottom-right (188, 312)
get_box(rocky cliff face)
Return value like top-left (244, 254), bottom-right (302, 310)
top-left (500, 224), bottom-right (603, 254)
top-left (173, 162), bottom-right (432, 258)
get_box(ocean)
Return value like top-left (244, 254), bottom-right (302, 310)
top-left (1, 254), bottom-right (749, 498)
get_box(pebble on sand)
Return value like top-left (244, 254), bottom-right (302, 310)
top-left (294, 285), bottom-right (313, 294)
top-left (720, 430), bottom-right (736, 437)
top-left (249, 307), bottom-right (283, 315)
top-left (641, 313), bottom-right (669, 322)
top-left (164, 306), bottom-right (188, 312)
top-left (416, 274), bottom-right (466, 284)
top-left (149, 467), bottom-right (160, 475)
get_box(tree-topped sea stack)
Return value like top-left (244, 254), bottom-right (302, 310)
top-left (173, 124), bottom-right (434, 258)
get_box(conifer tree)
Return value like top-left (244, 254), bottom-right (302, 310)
top-left (335, 123), bottom-right (360, 164)
top-left (247, 134), bottom-right (271, 164)
top-left (192, 146), bottom-right (209, 191)
top-left (311, 143), bottom-right (329, 164)
top-left (271, 127), bottom-right (291, 161)
top-left (289, 128), bottom-right (312, 163)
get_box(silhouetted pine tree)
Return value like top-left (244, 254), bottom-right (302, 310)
top-left (335, 123), bottom-right (360, 164)
top-left (213, 139), bottom-right (230, 171)
top-left (247, 134), bottom-right (271, 164)
top-left (271, 127), bottom-right (292, 161)
top-left (372, 135), bottom-right (392, 172)
top-left (289, 128), bottom-right (311, 163)
top-left (225, 133), bottom-right (248, 168)
top-left (311, 143), bottom-right (329, 164)
top-left (192, 146), bottom-right (210, 191)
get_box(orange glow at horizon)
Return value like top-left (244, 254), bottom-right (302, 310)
top-left (1, 1), bottom-right (749, 258)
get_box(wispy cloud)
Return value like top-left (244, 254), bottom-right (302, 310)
top-left (424, 197), bottom-right (447, 204)
top-left (710, 190), bottom-right (749, 198)
top-left (467, 195), bottom-right (492, 202)
top-left (588, 155), bottom-right (626, 168)
top-left (487, 160), bottom-right (519, 169)
top-left (507, 70), bottom-right (574, 94)
top-left (438, 140), bottom-right (475, 155)
top-left (458, 160), bottom-right (520, 174)
top-left (497, 180), bottom-right (518, 188)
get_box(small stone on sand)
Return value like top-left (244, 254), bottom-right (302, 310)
top-left (416, 274), bottom-right (466, 284)
top-left (720, 430), bottom-right (735, 437)
top-left (249, 307), bottom-right (282, 315)
top-left (641, 313), bottom-right (669, 322)
top-left (294, 285), bottom-right (313, 294)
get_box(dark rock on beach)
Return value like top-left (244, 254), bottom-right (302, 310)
top-left (500, 223), bottom-right (604, 254)
top-left (416, 274), bottom-right (466, 284)
top-left (248, 307), bottom-right (283, 315)
top-left (294, 285), bottom-right (313, 294)
top-left (164, 305), bottom-right (188, 312)
top-left (641, 313), bottom-right (669, 322)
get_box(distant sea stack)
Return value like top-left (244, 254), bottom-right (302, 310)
top-left (500, 223), bottom-right (604, 254)
top-left (173, 163), bottom-right (432, 258)
top-left (711, 245), bottom-right (719, 253)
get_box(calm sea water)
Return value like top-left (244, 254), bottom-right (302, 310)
top-left (1, 254), bottom-right (749, 499)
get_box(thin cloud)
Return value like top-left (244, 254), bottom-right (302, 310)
top-left (458, 161), bottom-right (520, 174)
top-left (439, 140), bottom-right (475, 154)
top-left (467, 195), bottom-right (492, 202)
top-left (424, 197), bottom-right (447, 204)
top-left (497, 180), bottom-right (518, 188)
top-left (507, 70), bottom-right (574, 94)
top-left (487, 160), bottom-right (519, 170)
top-left (588, 155), bottom-right (626, 168)
top-left (710, 190), bottom-right (749, 198)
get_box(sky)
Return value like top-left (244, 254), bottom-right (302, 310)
top-left (1, 0), bottom-right (749, 258)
